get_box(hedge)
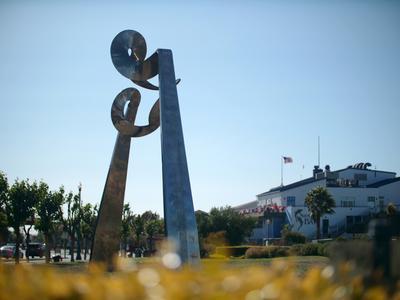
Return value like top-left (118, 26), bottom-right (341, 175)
top-left (244, 243), bottom-right (329, 259)
top-left (245, 246), bottom-right (290, 259)
top-left (282, 231), bottom-right (306, 245)
top-left (290, 243), bottom-right (328, 256)
top-left (215, 245), bottom-right (262, 257)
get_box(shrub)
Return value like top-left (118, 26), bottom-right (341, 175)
top-left (215, 246), bottom-right (256, 257)
top-left (199, 238), bottom-right (216, 258)
top-left (290, 243), bottom-right (328, 256)
top-left (245, 246), bottom-right (290, 259)
top-left (282, 231), bottom-right (306, 245)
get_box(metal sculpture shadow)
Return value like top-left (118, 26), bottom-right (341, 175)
top-left (90, 30), bottom-right (200, 268)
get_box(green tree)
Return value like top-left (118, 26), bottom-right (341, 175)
top-left (0, 172), bottom-right (9, 244)
top-left (145, 219), bottom-right (164, 252)
top-left (5, 179), bottom-right (37, 263)
top-left (81, 203), bottom-right (97, 260)
top-left (141, 211), bottom-right (159, 223)
top-left (22, 215), bottom-right (35, 261)
top-left (208, 206), bottom-right (257, 246)
top-left (120, 203), bottom-right (134, 257)
top-left (34, 183), bottom-right (64, 263)
top-left (304, 186), bottom-right (336, 240)
top-left (386, 202), bottom-right (397, 217)
top-left (62, 191), bottom-right (80, 262)
top-left (195, 210), bottom-right (211, 240)
top-left (195, 210), bottom-right (212, 257)
top-left (132, 214), bottom-right (144, 248)
top-left (131, 211), bottom-right (163, 252)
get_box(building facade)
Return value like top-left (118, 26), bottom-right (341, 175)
top-left (235, 163), bottom-right (400, 243)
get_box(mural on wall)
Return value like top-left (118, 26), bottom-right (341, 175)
top-left (294, 209), bottom-right (314, 231)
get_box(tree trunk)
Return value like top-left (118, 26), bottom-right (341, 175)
top-left (149, 236), bottom-right (153, 252)
top-left (23, 225), bottom-right (32, 262)
top-left (136, 234), bottom-right (141, 248)
top-left (123, 237), bottom-right (128, 257)
top-left (53, 235), bottom-right (57, 256)
top-left (64, 239), bottom-right (67, 258)
top-left (316, 215), bottom-right (321, 240)
top-left (44, 233), bottom-right (51, 263)
top-left (76, 231), bottom-right (82, 260)
top-left (25, 233), bottom-right (30, 262)
top-left (15, 229), bottom-right (21, 264)
top-left (70, 234), bottom-right (75, 262)
top-left (84, 238), bottom-right (88, 260)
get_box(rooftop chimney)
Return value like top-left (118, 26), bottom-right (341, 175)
top-left (313, 165), bottom-right (323, 178)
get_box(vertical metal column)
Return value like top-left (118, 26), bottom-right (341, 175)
top-left (91, 100), bottom-right (138, 269)
top-left (158, 49), bottom-right (200, 265)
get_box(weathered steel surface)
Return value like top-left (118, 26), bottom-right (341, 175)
top-left (111, 30), bottom-right (158, 82)
top-left (158, 49), bottom-right (200, 265)
top-left (90, 91), bottom-right (140, 268)
top-left (111, 88), bottom-right (160, 137)
top-left (91, 30), bottom-right (200, 267)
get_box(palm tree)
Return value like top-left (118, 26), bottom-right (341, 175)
top-left (304, 186), bottom-right (335, 239)
top-left (386, 202), bottom-right (397, 217)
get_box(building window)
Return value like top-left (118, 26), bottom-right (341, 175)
top-left (346, 216), bottom-right (354, 225)
top-left (368, 196), bottom-right (376, 208)
top-left (287, 196), bottom-right (296, 206)
top-left (341, 196), bottom-right (355, 207)
top-left (341, 200), bottom-right (355, 207)
top-left (354, 174), bottom-right (367, 181)
top-left (379, 196), bottom-right (384, 211)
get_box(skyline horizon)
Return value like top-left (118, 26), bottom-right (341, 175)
top-left (1, 150), bottom-right (398, 215)
top-left (1, 1), bottom-right (399, 216)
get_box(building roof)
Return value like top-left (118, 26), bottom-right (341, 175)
top-left (256, 165), bottom-right (398, 197)
top-left (366, 177), bottom-right (400, 188)
top-left (233, 200), bottom-right (258, 210)
top-left (332, 166), bottom-right (396, 175)
top-left (257, 177), bottom-right (325, 197)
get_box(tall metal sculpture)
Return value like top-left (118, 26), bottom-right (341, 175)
top-left (91, 30), bottom-right (200, 268)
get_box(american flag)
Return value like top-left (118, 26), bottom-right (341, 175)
top-left (283, 156), bottom-right (293, 164)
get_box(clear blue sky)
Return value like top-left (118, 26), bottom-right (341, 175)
top-left (1, 0), bottom-right (399, 215)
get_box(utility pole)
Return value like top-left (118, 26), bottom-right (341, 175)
top-left (76, 183), bottom-right (82, 260)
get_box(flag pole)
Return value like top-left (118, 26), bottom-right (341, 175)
top-left (318, 136), bottom-right (320, 167)
top-left (281, 156), bottom-right (283, 186)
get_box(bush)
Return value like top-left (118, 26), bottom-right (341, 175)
top-left (200, 231), bottom-right (226, 257)
top-left (199, 240), bottom-right (215, 258)
top-left (215, 246), bottom-right (254, 257)
top-left (290, 243), bottom-right (328, 256)
top-left (245, 246), bottom-right (290, 259)
top-left (282, 231), bottom-right (306, 245)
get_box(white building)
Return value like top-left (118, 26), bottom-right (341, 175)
top-left (235, 163), bottom-right (400, 242)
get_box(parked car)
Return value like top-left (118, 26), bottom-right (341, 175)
top-left (26, 243), bottom-right (45, 258)
top-left (0, 245), bottom-right (23, 259)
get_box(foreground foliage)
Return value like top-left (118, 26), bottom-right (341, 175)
top-left (0, 258), bottom-right (398, 300)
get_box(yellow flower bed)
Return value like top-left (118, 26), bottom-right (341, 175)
top-left (0, 259), bottom-right (398, 300)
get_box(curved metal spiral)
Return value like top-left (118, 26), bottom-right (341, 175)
top-left (109, 30), bottom-right (181, 137)
top-left (111, 88), bottom-right (160, 137)
top-left (110, 30), bottom-right (158, 84)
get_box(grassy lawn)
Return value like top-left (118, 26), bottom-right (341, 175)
top-left (17, 255), bottom-right (329, 277)
top-left (203, 256), bottom-right (330, 276)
